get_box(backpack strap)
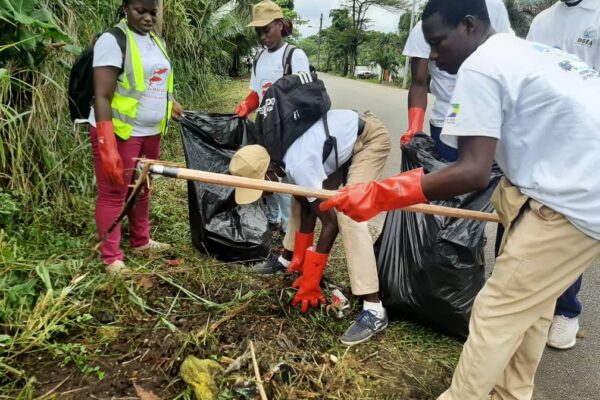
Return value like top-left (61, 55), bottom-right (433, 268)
top-left (105, 26), bottom-right (127, 74)
top-left (282, 44), bottom-right (296, 76)
top-left (107, 26), bottom-right (126, 55)
top-left (253, 48), bottom-right (266, 76)
top-left (321, 113), bottom-right (339, 173)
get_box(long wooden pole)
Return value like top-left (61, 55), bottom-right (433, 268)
top-left (140, 159), bottom-right (500, 223)
top-left (156, 0), bottom-right (164, 35)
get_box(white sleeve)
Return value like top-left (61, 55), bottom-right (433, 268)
top-left (526, 16), bottom-right (541, 42)
top-left (93, 33), bottom-right (123, 68)
top-left (440, 69), bottom-right (503, 149)
top-left (291, 48), bottom-right (311, 74)
top-left (403, 21), bottom-right (430, 58)
top-left (487, 0), bottom-right (513, 34)
top-left (250, 64), bottom-right (259, 92)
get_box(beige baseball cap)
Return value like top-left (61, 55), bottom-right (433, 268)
top-left (247, 0), bottom-right (284, 27)
top-left (229, 145), bottom-right (271, 205)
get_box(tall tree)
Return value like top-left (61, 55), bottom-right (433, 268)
top-left (342, 0), bottom-right (407, 74)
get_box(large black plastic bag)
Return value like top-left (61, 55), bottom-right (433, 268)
top-left (374, 134), bottom-right (502, 339)
top-left (179, 112), bottom-right (270, 262)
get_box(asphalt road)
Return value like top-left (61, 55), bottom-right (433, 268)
top-left (319, 73), bottom-right (600, 400)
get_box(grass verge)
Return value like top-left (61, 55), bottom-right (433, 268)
top-left (0, 78), bottom-right (461, 400)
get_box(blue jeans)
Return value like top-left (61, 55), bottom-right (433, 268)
top-left (495, 222), bottom-right (582, 318)
top-left (265, 193), bottom-right (290, 232)
top-left (430, 124), bottom-right (458, 162)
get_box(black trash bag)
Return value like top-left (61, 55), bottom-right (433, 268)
top-left (374, 134), bottom-right (502, 339)
top-left (179, 112), bottom-right (270, 262)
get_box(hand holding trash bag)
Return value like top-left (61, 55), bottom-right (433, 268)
top-left (320, 168), bottom-right (428, 222)
top-left (96, 121), bottom-right (124, 186)
top-left (400, 107), bottom-right (425, 146)
top-left (172, 101), bottom-right (184, 120)
top-left (291, 248), bottom-right (328, 313)
top-left (235, 91), bottom-right (260, 118)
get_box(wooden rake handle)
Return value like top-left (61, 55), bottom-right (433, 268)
top-left (139, 159), bottom-right (500, 223)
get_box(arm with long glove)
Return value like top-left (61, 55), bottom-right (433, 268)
top-left (400, 58), bottom-right (428, 146)
top-left (320, 136), bottom-right (500, 222)
top-left (320, 168), bottom-right (427, 222)
top-left (96, 121), bottom-right (124, 186)
top-left (401, 107), bottom-right (426, 145)
top-left (235, 91), bottom-right (260, 118)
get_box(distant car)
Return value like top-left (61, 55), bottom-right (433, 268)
top-left (354, 66), bottom-right (374, 79)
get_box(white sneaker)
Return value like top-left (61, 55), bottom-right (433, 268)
top-left (131, 239), bottom-right (171, 254)
top-left (105, 260), bottom-right (131, 276)
top-left (547, 315), bottom-right (579, 349)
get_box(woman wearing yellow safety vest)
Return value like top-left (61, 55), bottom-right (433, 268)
top-left (88, 0), bottom-right (183, 275)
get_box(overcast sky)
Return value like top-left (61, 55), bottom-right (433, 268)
top-left (295, 0), bottom-right (408, 37)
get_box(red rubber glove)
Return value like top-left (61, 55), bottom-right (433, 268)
top-left (287, 231), bottom-right (314, 273)
top-left (96, 121), bottom-right (124, 186)
top-left (291, 248), bottom-right (328, 313)
top-left (235, 91), bottom-right (260, 118)
top-left (320, 168), bottom-right (427, 222)
top-left (400, 107), bottom-right (425, 146)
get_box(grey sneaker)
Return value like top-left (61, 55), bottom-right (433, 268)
top-left (251, 254), bottom-right (287, 275)
top-left (341, 309), bottom-right (388, 346)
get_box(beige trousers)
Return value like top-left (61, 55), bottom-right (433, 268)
top-left (439, 198), bottom-right (600, 400)
top-left (283, 112), bottom-right (391, 295)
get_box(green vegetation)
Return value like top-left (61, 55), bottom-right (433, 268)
top-left (4, 0), bottom-right (561, 398)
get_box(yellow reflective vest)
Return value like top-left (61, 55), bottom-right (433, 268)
top-left (111, 21), bottom-right (174, 140)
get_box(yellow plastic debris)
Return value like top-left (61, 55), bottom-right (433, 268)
top-left (180, 356), bottom-right (224, 400)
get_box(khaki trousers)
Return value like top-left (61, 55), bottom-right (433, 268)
top-left (439, 197), bottom-right (600, 400)
top-left (283, 112), bottom-right (391, 295)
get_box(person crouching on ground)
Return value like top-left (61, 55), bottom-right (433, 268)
top-left (89, 0), bottom-right (183, 275)
top-left (230, 110), bottom-right (391, 346)
top-left (234, 0), bottom-right (311, 244)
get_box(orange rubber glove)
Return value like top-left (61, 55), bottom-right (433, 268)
top-left (286, 231), bottom-right (314, 273)
top-left (400, 107), bottom-right (426, 146)
top-left (320, 168), bottom-right (427, 222)
top-left (96, 121), bottom-right (124, 186)
top-left (291, 248), bottom-right (328, 313)
top-left (235, 91), bottom-right (260, 118)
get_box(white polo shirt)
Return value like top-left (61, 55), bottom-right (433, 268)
top-left (283, 110), bottom-right (359, 201)
top-left (441, 33), bottom-right (600, 239)
top-left (527, 0), bottom-right (600, 70)
top-left (402, 0), bottom-right (513, 127)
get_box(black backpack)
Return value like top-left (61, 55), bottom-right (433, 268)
top-left (68, 27), bottom-right (126, 122)
top-left (253, 43), bottom-right (336, 169)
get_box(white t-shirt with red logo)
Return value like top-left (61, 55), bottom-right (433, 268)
top-left (250, 43), bottom-right (310, 103)
top-left (527, 0), bottom-right (600, 70)
top-left (89, 30), bottom-right (171, 137)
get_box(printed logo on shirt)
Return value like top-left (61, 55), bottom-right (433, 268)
top-left (531, 44), bottom-right (600, 80)
top-left (577, 28), bottom-right (597, 47)
top-left (260, 81), bottom-right (273, 97)
top-left (445, 103), bottom-right (460, 125)
top-left (148, 64), bottom-right (169, 87)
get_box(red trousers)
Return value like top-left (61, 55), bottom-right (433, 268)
top-left (89, 126), bottom-right (160, 264)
